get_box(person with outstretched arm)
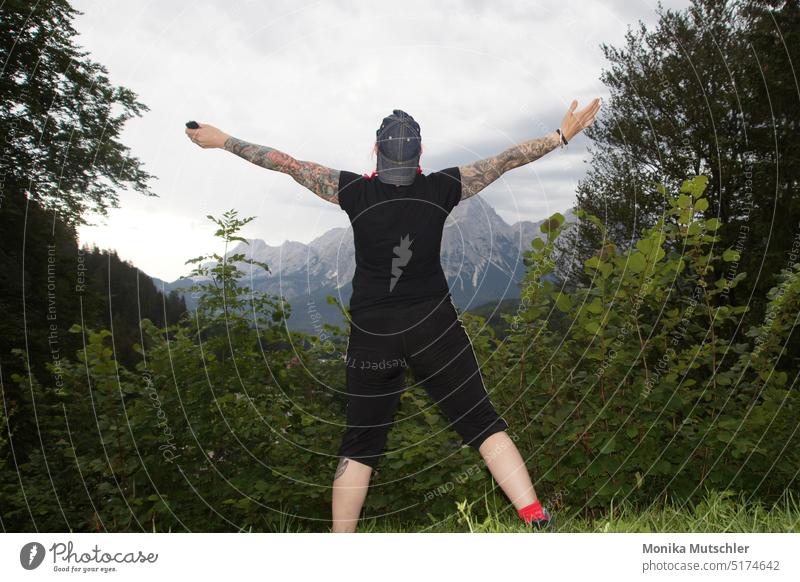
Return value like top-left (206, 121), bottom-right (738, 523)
top-left (185, 97), bottom-right (601, 533)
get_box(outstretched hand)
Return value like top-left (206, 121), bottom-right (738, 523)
top-left (560, 98), bottom-right (601, 141)
top-left (185, 123), bottom-right (229, 149)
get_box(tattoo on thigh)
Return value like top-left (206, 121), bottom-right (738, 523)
top-left (334, 457), bottom-right (349, 480)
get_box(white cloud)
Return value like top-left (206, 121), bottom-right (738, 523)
top-left (73, 0), bottom-right (689, 280)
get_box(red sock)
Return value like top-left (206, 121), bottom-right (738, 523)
top-left (518, 500), bottom-right (545, 523)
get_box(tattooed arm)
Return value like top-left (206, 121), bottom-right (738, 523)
top-left (223, 137), bottom-right (340, 204)
top-left (459, 132), bottom-right (561, 200)
top-left (184, 123), bottom-right (340, 204)
top-left (458, 98), bottom-right (602, 201)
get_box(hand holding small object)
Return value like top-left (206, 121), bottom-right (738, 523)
top-left (184, 121), bottom-right (229, 149)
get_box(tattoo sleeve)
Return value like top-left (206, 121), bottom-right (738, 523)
top-left (458, 131), bottom-right (561, 200)
top-left (334, 457), bottom-right (349, 481)
top-left (224, 136), bottom-right (341, 204)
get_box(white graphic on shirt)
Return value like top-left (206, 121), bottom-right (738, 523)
top-left (389, 234), bottom-right (414, 292)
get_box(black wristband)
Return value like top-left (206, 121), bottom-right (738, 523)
top-left (556, 128), bottom-right (569, 146)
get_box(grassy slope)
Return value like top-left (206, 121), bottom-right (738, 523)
top-left (356, 490), bottom-right (800, 533)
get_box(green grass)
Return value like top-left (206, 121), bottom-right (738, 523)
top-left (172, 489), bottom-right (799, 533)
top-left (352, 489), bottom-right (800, 533)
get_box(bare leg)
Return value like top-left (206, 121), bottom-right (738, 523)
top-left (331, 457), bottom-right (373, 532)
top-left (478, 431), bottom-right (538, 509)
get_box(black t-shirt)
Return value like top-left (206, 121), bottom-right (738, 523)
top-left (337, 167), bottom-right (462, 316)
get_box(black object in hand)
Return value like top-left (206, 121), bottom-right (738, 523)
top-left (185, 121), bottom-right (199, 129)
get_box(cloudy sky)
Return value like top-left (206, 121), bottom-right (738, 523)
top-left (73, 0), bottom-right (689, 281)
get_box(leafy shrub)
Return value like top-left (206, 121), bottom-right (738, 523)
top-left (3, 178), bottom-right (797, 531)
top-left (487, 176), bottom-right (799, 513)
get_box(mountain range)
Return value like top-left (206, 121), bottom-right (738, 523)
top-left (156, 200), bottom-right (577, 333)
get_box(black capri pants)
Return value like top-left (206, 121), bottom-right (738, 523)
top-left (336, 295), bottom-right (509, 469)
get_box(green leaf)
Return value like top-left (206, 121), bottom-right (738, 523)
top-left (540, 213), bottom-right (565, 234)
top-left (599, 436), bottom-right (616, 454)
top-left (584, 320), bottom-right (600, 334)
top-left (679, 209), bottom-right (694, 224)
top-left (587, 214), bottom-right (606, 231)
top-left (586, 298), bottom-right (604, 314)
top-left (722, 248), bottom-right (740, 262)
top-left (716, 431), bottom-right (733, 443)
top-left (677, 194), bottom-right (692, 209)
top-left (635, 238), bottom-right (653, 254)
top-left (680, 175), bottom-right (709, 198)
top-left (555, 294), bottom-right (572, 312)
top-left (627, 252), bottom-right (647, 273)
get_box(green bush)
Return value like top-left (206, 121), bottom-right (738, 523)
top-left (488, 176), bottom-right (799, 513)
top-left (2, 178), bottom-right (797, 531)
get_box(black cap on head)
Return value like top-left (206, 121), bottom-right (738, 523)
top-left (375, 109), bottom-right (421, 186)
